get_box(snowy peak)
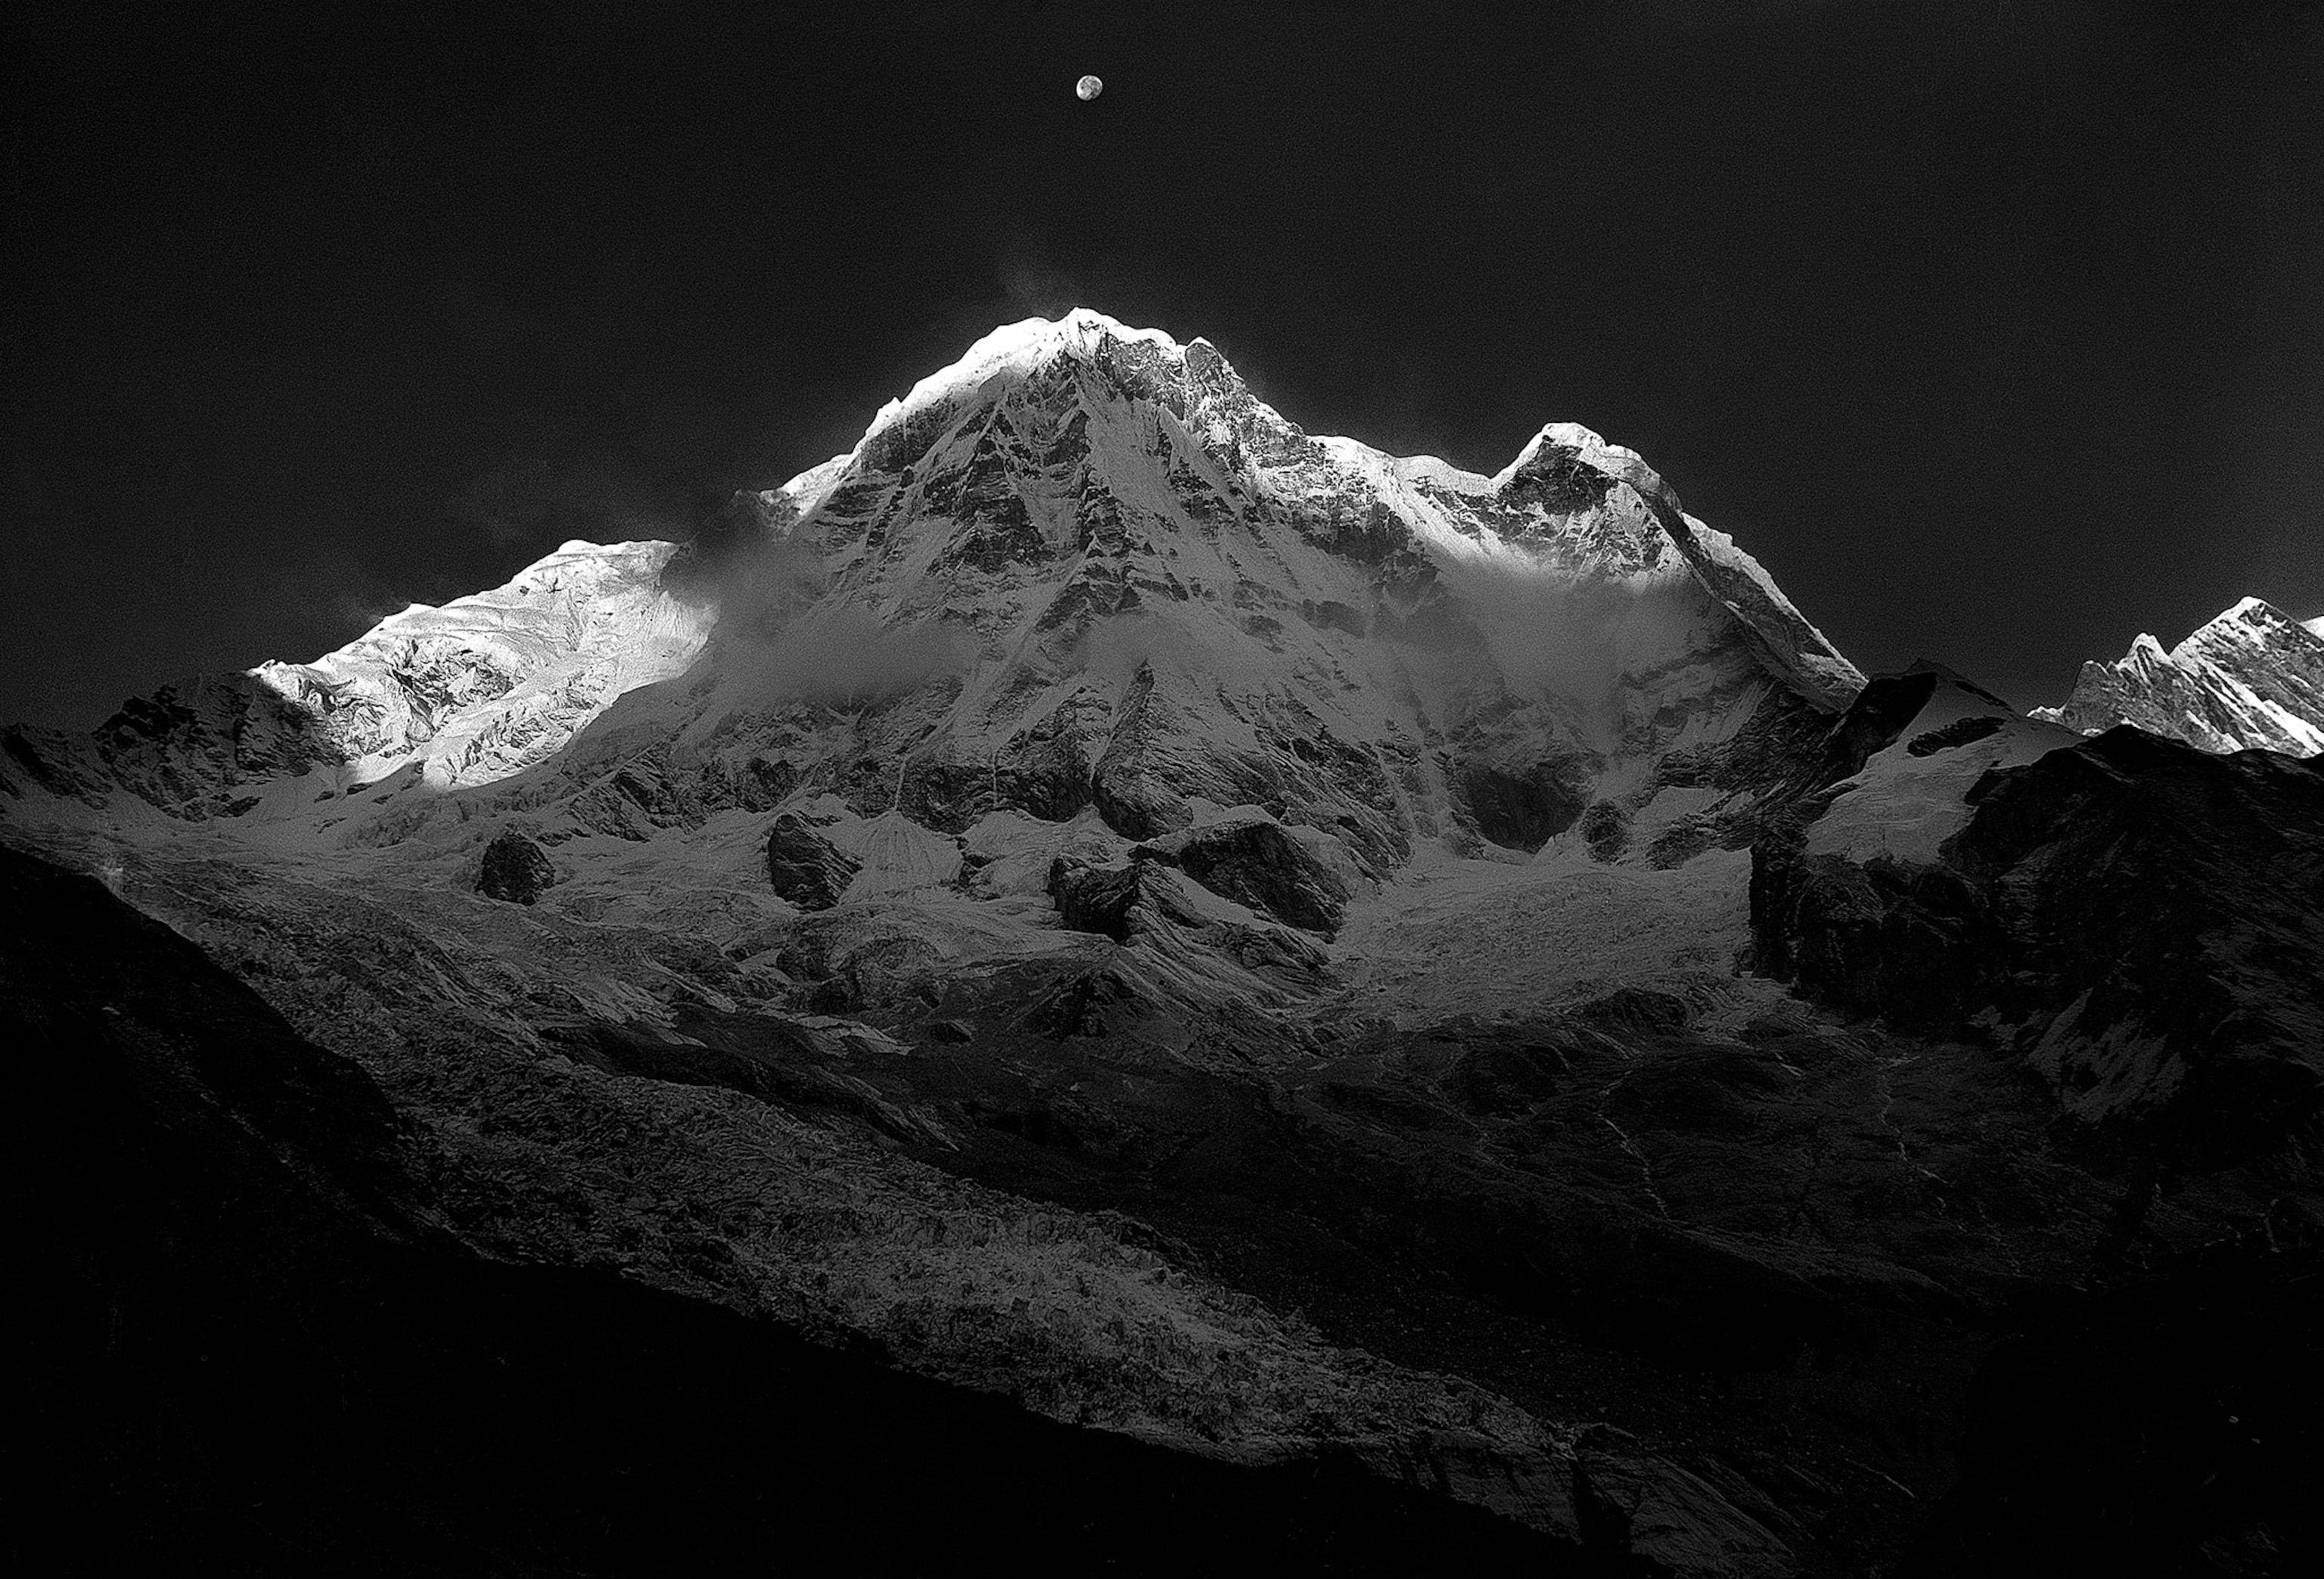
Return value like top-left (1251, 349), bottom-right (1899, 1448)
top-left (2033, 595), bottom-right (2324, 757)
top-left (5, 309), bottom-right (1865, 865)
top-left (1487, 421), bottom-right (1860, 710)
top-left (2186, 595), bottom-right (2322, 656)
top-left (567, 310), bottom-right (1873, 875)
top-left (0, 539), bottom-right (712, 821)
top-left (864, 309), bottom-right (1192, 440)
top-left (844, 309), bottom-right (1322, 504)
top-left (797, 312), bottom-right (1860, 706)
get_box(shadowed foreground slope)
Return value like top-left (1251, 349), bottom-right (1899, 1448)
top-left (0, 844), bottom-right (1563, 1576)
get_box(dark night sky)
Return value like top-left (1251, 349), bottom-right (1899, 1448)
top-left (5, 1), bottom-right (2320, 726)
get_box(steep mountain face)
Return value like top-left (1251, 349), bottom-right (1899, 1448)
top-left (634, 311), bottom-right (1863, 879)
top-left (8, 310), bottom-right (2322, 1576)
top-left (2033, 596), bottom-right (2324, 757)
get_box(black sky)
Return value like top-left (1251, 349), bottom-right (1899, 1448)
top-left (5, 1), bottom-right (2320, 725)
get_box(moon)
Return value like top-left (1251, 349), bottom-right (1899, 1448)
top-left (1075, 74), bottom-right (1102, 101)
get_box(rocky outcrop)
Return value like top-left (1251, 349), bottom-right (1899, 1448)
top-left (1134, 814), bottom-right (1352, 937)
top-left (766, 813), bottom-right (860, 909)
top-left (1047, 854), bottom-right (1154, 942)
top-left (477, 828), bottom-right (557, 904)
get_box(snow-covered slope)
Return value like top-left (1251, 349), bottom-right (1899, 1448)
top-left (2, 539), bottom-right (717, 820)
top-left (2032, 596), bottom-right (2324, 758)
top-left (252, 539), bottom-right (714, 790)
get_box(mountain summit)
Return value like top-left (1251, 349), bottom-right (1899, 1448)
top-left (5, 309), bottom-right (1860, 874)
top-left (2034, 595), bottom-right (2324, 757)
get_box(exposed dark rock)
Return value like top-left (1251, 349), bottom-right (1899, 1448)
top-left (1645, 817), bottom-right (1721, 869)
top-left (894, 757), bottom-right (992, 834)
top-left (1905, 715), bottom-right (2004, 757)
top-left (477, 829), bottom-right (557, 904)
top-left (74, 675), bottom-right (352, 819)
top-left (1750, 841), bottom-right (1996, 1028)
top-left (1136, 816), bottom-right (1351, 936)
top-left (765, 813), bottom-right (859, 910)
top-left (567, 753), bottom-right (702, 841)
top-left (740, 754), bottom-right (800, 810)
top-left (1754, 716), bottom-right (2324, 1170)
top-left (1498, 442), bottom-right (1618, 512)
top-left (1089, 666), bottom-right (1279, 840)
top-left (1579, 800), bottom-right (1631, 862)
top-left (1048, 855), bottom-right (1148, 941)
top-left (543, 1013), bottom-right (943, 1147)
top-left (899, 742), bottom-right (1101, 834)
top-left (1024, 962), bottom-right (1153, 1040)
top-left (1459, 762), bottom-right (1586, 853)
top-left (2, 725), bottom-right (110, 806)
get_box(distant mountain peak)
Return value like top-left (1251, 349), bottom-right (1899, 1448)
top-left (2033, 595), bottom-right (2324, 757)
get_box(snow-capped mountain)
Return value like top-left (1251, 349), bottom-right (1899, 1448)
top-left (15, 310), bottom-right (2320, 1577)
top-left (5, 308), bottom-right (1860, 877)
top-left (2032, 595), bottom-right (2324, 757)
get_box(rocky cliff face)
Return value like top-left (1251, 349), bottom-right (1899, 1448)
top-left (1756, 670), bottom-right (2324, 1174)
top-left (2033, 595), bottom-right (2324, 757)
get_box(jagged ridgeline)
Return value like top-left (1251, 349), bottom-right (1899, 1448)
top-left (2034, 596), bottom-right (2324, 758)
top-left (2, 309), bottom-right (1860, 872)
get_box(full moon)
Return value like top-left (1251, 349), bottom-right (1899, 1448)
top-left (1075, 74), bottom-right (1102, 101)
